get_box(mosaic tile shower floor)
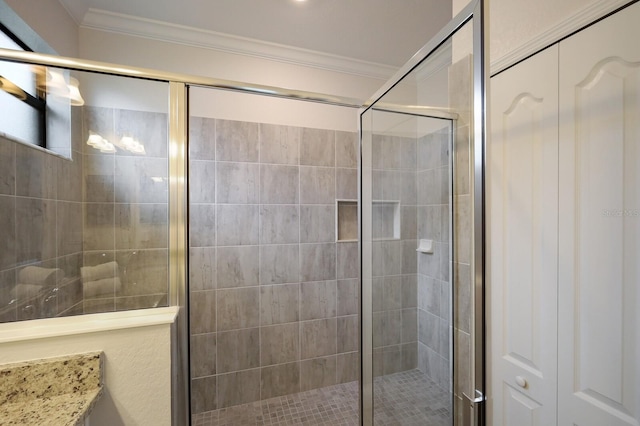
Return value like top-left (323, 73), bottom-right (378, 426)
top-left (192, 369), bottom-right (451, 426)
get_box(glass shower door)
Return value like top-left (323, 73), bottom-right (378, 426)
top-left (360, 1), bottom-right (487, 424)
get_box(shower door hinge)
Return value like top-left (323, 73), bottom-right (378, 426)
top-left (462, 390), bottom-right (485, 426)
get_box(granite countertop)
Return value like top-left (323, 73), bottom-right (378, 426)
top-left (0, 352), bottom-right (103, 426)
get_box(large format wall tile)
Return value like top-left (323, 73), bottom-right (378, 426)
top-left (337, 315), bottom-right (359, 353)
top-left (115, 156), bottom-right (168, 203)
top-left (217, 369), bottom-right (261, 408)
top-left (300, 128), bottom-right (334, 167)
top-left (301, 318), bottom-right (337, 359)
top-left (57, 201), bottom-right (83, 256)
top-left (300, 205), bottom-right (335, 243)
top-left (191, 376), bottom-right (217, 413)
top-left (189, 117), bottom-right (216, 161)
top-left (217, 246), bottom-right (259, 288)
top-left (115, 249), bottom-right (168, 296)
top-left (259, 244), bottom-right (299, 285)
top-left (336, 168), bottom-right (357, 200)
top-left (300, 243), bottom-right (336, 282)
top-left (259, 205), bottom-right (299, 244)
top-left (337, 279), bottom-right (359, 316)
top-left (190, 247), bottom-right (216, 291)
top-left (300, 356), bottom-right (337, 391)
top-left (0, 138), bottom-right (15, 195)
top-left (299, 167), bottom-right (335, 204)
top-left (188, 160), bottom-right (216, 204)
top-left (335, 131), bottom-right (357, 168)
top-left (217, 287), bottom-right (260, 331)
top-left (217, 328), bottom-right (260, 373)
top-left (190, 204), bottom-right (216, 248)
top-left (260, 323), bottom-right (299, 366)
top-left (337, 352), bottom-right (359, 384)
top-left (115, 203), bottom-right (168, 249)
top-left (0, 196), bottom-right (16, 270)
top-left (83, 154), bottom-right (114, 203)
top-left (260, 165), bottom-right (298, 204)
top-left (191, 333), bottom-right (217, 378)
top-left (115, 110), bottom-right (168, 158)
top-left (216, 205), bottom-right (259, 246)
top-left (216, 162), bottom-right (258, 204)
top-left (188, 122), bottom-right (360, 414)
top-left (300, 280), bottom-right (336, 321)
top-left (57, 153), bottom-right (83, 203)
top-left (191, 290), bottom-right (216, 334)
top-left (216, 120), bottom-right (259, 163)
top-left (259, 124), bottom-right (299, 165)
top-left (16, 198), bottom-right (56, 263)
top-left (260, 284), bottom-right (299, 326)
top-left (260, 362), bottom-right (300, 399)
top-left (15, 143), bottom-right (56, 199)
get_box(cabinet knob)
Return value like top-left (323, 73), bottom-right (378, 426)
top-left (515, 376), bottom-right (528, 388)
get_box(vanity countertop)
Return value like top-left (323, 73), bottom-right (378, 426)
top-left (0, 352), bottom-right (103, 425)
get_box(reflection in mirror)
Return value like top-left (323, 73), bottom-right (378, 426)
top-left (0, 67), bottom-right (169, 323)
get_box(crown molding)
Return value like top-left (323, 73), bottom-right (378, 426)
top-left (491, 0), bottom-right (631, 75)
top-left (81, 8), bottom-right (396, 80)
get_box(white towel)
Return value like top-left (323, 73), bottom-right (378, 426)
top-left (81, 261), bottom-right (119, 282)
top-left (83, 277), bottom-right (122, 298)
top-left (18, 266), bottom-right (64, 286)
top-left (12, 283), bottom-right (44, 300)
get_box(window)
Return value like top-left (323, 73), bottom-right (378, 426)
top-left (0, 23), bottom-right (46, 147)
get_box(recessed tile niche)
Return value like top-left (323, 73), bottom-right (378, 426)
top-left (336, 200), bottom-right (402, 241)
top-left (372, 200), bottom-right (400, 240)
top-left (336, 200), bottom-right (358, 242)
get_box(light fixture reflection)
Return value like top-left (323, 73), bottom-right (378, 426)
top-left (118, 136), bottom-right (146, 154)
top-left (68, 78), bottom-right (85, 106)
top-left (86, 132), bottom-right (146, 155)
top-left (86, 133), bottom-right (116, 153)
top-left (34, 67), bottom-right (85, 106)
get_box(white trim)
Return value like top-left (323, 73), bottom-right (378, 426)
top-left (80, 9), bottom-right (396, 80)
top-left (0, 306), bottom-right (179, 344)
top-left (490, 0), bottom-right (631, 75)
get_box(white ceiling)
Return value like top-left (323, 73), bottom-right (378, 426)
top-left (58, 0), bottom-right (453, 67)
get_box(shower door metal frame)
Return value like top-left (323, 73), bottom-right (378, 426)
top-left (358, 0), bottom-right (489, 424)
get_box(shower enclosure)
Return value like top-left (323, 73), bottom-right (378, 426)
top-left (0, 0), bottom-right (487, 424)
top-left (360, 2), bottom-right (486, 424)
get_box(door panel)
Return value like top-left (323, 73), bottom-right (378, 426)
top-left (489, 45), bottom-right (559, 426)
top-left (559, 2), bottom-right (640, 425)
top-left (504, 384), bottom-right (542, 426)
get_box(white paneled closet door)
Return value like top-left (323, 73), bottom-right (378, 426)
top-left (489, 46), bottom-right (559, 426)
top-left (558, 2), bottom-right (640, 425)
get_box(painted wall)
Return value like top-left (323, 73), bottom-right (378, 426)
top-left (454, 0), bottom-right (626, 69)
top-left (0, 314), bottom-right (173, 425)
top-left (78, 28), bottom-right (384, 102)
top-left (3, 0), bottom-right (79, 57)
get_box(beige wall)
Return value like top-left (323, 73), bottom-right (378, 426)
top-left (4, 0), bottom-right (78, 56)
top-left (454, 0), bottom-right (627, 70)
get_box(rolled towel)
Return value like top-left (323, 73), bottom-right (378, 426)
top-left (81, 261), bottom-right (119, 282)
top-left (13, 283), bottom-right (45, 300)
top-left (18, 266), bottom-right (64, 286)
top-left (83, 277), bottom-right (122, 298)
